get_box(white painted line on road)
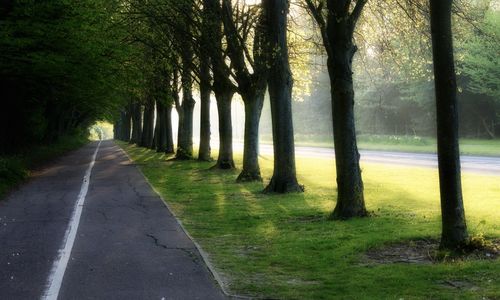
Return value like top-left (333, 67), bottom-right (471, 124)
top-left (41, 141), bottom-right (101, 300)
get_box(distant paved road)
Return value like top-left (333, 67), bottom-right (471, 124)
top-left (245, 144), bottom-right (500, 175)
top-left (0, 140), bottom-right (225, 300)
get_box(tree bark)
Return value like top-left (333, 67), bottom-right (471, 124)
top-left (205, 0), bottom-right (236, 169)
top-left (152, 109), bottom-right (159, 148)
top-left (305, 0), bottom-right (368, 219)
top-left (326, 22), bottom-right (367, 219)
top-left (198, 4), bottom-right (213, 162)
top-left (430, 0), bottom-right (468, 250)
top-left (212, 89), bottom-right (236, 169)
top-left (262, 0), bottom-right (303, 193)
top-left (165, 104), bottom-right (175, 154)
top-left (237, 89), bottom-right (265, 181)
top-left (140, 97), bottom-right (155, 148)
top-left (198, 62), bottom-right (212, 161)
top-left (156, 100), bottom-right (167, 152)
top-left (122, 106), bottom-right (132, 142)
top-left (113, 118), bottom-right (121, 140)
top-left (175, 64), bottom-right (195, 160)
top-left (130, 102), bottom-right (142, 144)
top-left (220, 0), bottom-right (269, 181)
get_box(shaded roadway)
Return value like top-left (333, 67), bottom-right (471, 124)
top-left (0, 140), bottom-right (225, 300)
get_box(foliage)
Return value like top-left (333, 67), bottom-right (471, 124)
top-left (289, 0), bottom-right (500, 139)
top-left (459, 11), bottom-right (500, 100)
top-left (0, 0), bottom-right (135, 153)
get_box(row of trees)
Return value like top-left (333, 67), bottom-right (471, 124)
top-left (112, 0), bottom-right (478, 250)
top-left (1, 0), bottom-right (484, 251)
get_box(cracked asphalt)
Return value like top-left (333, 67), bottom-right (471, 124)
top-left (0, 140), bottom-right (226, 300)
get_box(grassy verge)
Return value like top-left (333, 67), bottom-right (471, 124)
top-left (119, 142), bottom-right (500, 299)
top-left (262, 134), bottom-right (500, 156)
top-left (0, 134), bottom-right (88, 198)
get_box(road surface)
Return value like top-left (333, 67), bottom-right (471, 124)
top-left (0, 140), bottom-right (225, 300)
top-left (247, 144), bottom-right (500, 176)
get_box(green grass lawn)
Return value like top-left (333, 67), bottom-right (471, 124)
top-left (119, 142), bottom-right (500, 299)
top-left (267, 134), bottom-right (500, 156)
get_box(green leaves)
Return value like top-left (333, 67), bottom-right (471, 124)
top-left (459, 11), bottom-right (500, 100)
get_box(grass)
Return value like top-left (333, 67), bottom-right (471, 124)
top-left (119, 141), bottom-right (500, 299)
top-left (0, 134), bottom-right (88, 198)
top-left (261, 134), bottom-right (500, 156)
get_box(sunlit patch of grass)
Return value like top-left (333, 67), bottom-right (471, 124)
top-left (119, 141), bottom-right (500, 299)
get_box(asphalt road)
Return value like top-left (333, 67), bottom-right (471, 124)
top-left (251, 144), bottom-right (500, 175)
top-left (0, 140), bottom-right (225, 300)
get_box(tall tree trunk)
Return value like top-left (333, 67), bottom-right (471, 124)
top-left (141, 97), bottom-right (155, 148)
top-left (212, 89), bottom-right (235, 169)
top-left (205, 0), bottom-right (236, 168)
top-left (165, 104), bottom-right (175, 154)
top-left (130, 103), bottom-right (142, 144)
top-left (327, 43), bottom-right (366, 219)
top-left (237, 89), bottom-right (265, 181)
top-left (263, 0), bottom-right (303, 193)
top-left (198, 11), bottom-right (212, 161)
top-left (220, 0), bottom-right (268, 181)
top-left (156, 100), bottom-right (167, 152)
top-left (176, 66), bottom-right (195, 159)
top-left (430, 0), bottom-right (468, 250)
top-left (198, 84), bottom-right (212, 161)
top-left (122, 106), bottom-right (132, 142)
top-left (114, 118), bottom-right (121, 140)
top-left (324, 0), bottom-right (367, 220)
top-left (152, 113), bottom-right (158, 148)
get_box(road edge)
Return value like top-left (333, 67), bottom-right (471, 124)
top-left (115, 142), bottom-right (256, 300)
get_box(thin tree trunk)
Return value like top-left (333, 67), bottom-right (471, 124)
top-left (130, 103), bottom-right (142, 144)
top-left (122, 106), bottom-right (132, 142)
top-left (237, 89), bottom-right (265, 181)
top-left (212, 89), bottom-right (235, 169)
top-left (165, 104), bottom-right (174, 154)
top-left (198, 12), bottom-right (212, 161)
top-left (152, 109), bottom-right (159, 149)
top-left (141, 97), bottom-right (155, 148)
top-left (176, 71), bottom-right (195, 159)
top-left (175, 20), bottom-right (196, 159)
top-left (263, 0), bottom-right (303, 193)
top-left (156, 100), bottom-right (167, 152)
top-left (430, 0), bottom-right (468, 250)
top-left (114, 119), bottom-right (121, 140)
top-left (198, 67), bottom-right (212, 161)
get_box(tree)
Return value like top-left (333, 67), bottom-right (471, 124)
top-left (262, 0), bottom-right (303, 193)
top-left (174, 1), bottom-right (197, 160)
top-left (221, 0), bottom-right (270, 181)
top-left (140, 94), bottom-right (155, 148)
top-left (130, 102), bottom-right (143, 144)
top-left (205, 0), bottom-right (237, 169)
top-left (430, 0), bottom-right (468, 250)
top-left (305, 0), bottom-right (367, 219)
top-left (198, 0), bottom-right (213, 161)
